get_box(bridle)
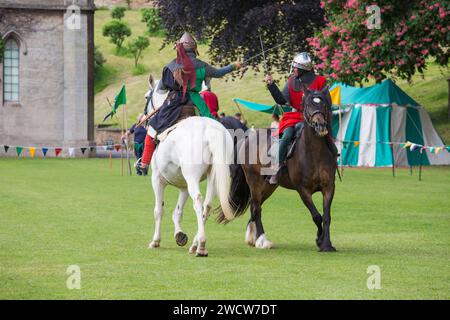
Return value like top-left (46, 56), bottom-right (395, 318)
top-left (302, 92), bottom-right (330, 131)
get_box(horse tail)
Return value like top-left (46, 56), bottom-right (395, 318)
top-left (216, 162), bottom-right (251, 224)
top-left (207, 126), bottom-right (235, 222)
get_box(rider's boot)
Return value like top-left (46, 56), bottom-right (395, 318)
top-left (138, 135), bottom-right (156, 176)
top-left (268, 163), bottom-right (281, 185)
top-left (325, 134), bottom-right (339, 157)
top-left (268, 127), bottom-right (293, 185)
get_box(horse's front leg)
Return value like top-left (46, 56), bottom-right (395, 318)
top-left (297, 187), bottom-right (323, 248)
top-left (149, 173), bottom-right (165, 249)
top-left (320, 186), bottom-right (336, 252)
top-left (173, 189), bottom-right (189, 247)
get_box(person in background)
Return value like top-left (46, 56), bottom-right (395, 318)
top-left (271, 113), bottom-right (280, 130)
top-left (122, 113), bottom-right (147, 175)
top-left (234, 112), bottom-right (248, 126)
top-left (219, 112), bottom-right (226, 119)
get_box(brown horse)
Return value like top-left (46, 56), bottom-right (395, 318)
top-left (218, 85), bottom-right (337, 252)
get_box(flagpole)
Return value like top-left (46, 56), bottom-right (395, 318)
top-left (120, 111), bottom-right (124, 177)
top-left (338, 104), bottom-right (344, 178)
top-left (233, 99), bottom-right (247, 123)
top-left (124, 104), bottom-right (132, 176)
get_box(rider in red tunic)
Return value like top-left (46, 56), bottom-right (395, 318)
top-left (264, 52), bottom-right (332, 184)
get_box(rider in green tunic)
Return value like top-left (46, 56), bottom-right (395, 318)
top-left (140, 32), bottom-right (241, 175)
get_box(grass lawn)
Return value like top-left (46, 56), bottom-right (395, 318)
top-left (0, 158), bottom-right (449, 299)
top-left (94, 9), bottom-right (450, 142)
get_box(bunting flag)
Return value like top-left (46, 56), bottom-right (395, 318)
top-left (114, 144), bottom-right (121, 152)
top-left (103, 84), bottom-right (127, 122)
top-left (81, 148), bottom-right (87, 155)
top-left (4, 145), bottom-right (9, 153)
top-left (410, 143), bottom-right (421, 152)
top-left (90, 147), bottom-right (95, 153)
top-left (29, 147), bottom-right (36, 158)
top-left (16, 147), bottom-right (23, 156)
top-left (403, 141), bottom-right (412, 149)
top-left (353, 141), bottom-right (360, 147)
top-left (42, 148), bottom-right (49, 157)
top-left (55, 148), bottom-right (62, 157)
top-left (447, 146), bottom-right (450, 152)
top-left (68, 148), bottom-right (75, 157)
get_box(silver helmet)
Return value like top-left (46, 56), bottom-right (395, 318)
top-left (291, 52), bottom-right (313, 71)
top-left (179, 32), bottom-right (198, 52)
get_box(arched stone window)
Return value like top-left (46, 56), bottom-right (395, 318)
top-left (3, 38), bottom-right (20, 102)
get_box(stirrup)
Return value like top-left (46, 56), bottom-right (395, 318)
top-left (135, 159), bottom-right (149, 176)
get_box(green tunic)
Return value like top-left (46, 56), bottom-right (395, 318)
top-left (189, 67), bottom-right (214, 119)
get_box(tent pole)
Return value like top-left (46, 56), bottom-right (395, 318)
top-left (338, 104), bottom-right (344, 178)
top-left (419, 149), bottom-right (423, 181)
top-left (390, 143), bottom-right (395, 178)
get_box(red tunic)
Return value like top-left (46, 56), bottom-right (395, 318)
top-left (275, 75), bottom-right (327, 136)
top-left (200, 91), bottom-right (219, 118)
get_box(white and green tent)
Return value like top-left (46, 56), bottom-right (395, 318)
top-left (331, 79), bottom-right (450, 167)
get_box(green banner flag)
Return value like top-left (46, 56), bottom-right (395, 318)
top-left (103, 84), bottom-right (127, 122)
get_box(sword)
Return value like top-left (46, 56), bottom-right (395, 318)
top-left (259, 32), bottom-right (269, 73)
top-left (242, 40), bottom-right (288, 65)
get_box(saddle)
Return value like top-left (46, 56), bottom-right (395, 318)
top-left (155, 104), bottom-right (197, 143)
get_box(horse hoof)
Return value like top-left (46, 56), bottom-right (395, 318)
top-left (175, 232), bottom-right (188, 247)
top-left (255, 234), bottom-right (273, 249)
top-left (316, 238), bottom-right (323, 247)
top-left (319, 245), bottom-right (336, 252)
top-left (195, 249), bottom-right (208, 257)
top-left (189, 245), bottom-right (197, 254)
top-left (149, 241), bottom-right (160, 249)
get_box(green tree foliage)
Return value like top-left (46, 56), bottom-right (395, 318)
top-left (102, 19), bottom-right (132, 51)
top-left (94, 45), bottom-right (106, 70)
top-left (141, 8), bottom-right (162, 35)
top-left (309, 0), bottom-right (450, 85)
top-left (155, 0), bottom-right (325, 76)
top-left (111, 6), bottom-right (126, 20)
top-left (128, 36), bottom-right (150, 67)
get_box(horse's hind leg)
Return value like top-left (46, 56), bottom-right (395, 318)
top-left (251, 198), bottom-right (273, 249)
top-left (149, 173), bottom-right (166, 249)
top-left (185, 176), bottom-right (208, 257)
top-left (320, 186), bottom-right (336, 252)
top-left (245, 181), bottom-right (276, 249)
top-left (189, 174), bottom-right (215, 254)
top-left (173, 189), bottom-right (189, 247)
top-left (297, 188), bottom-right (323, 248)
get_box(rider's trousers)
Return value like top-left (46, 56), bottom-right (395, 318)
top-left (278, 126), bottom-right (295, 165)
